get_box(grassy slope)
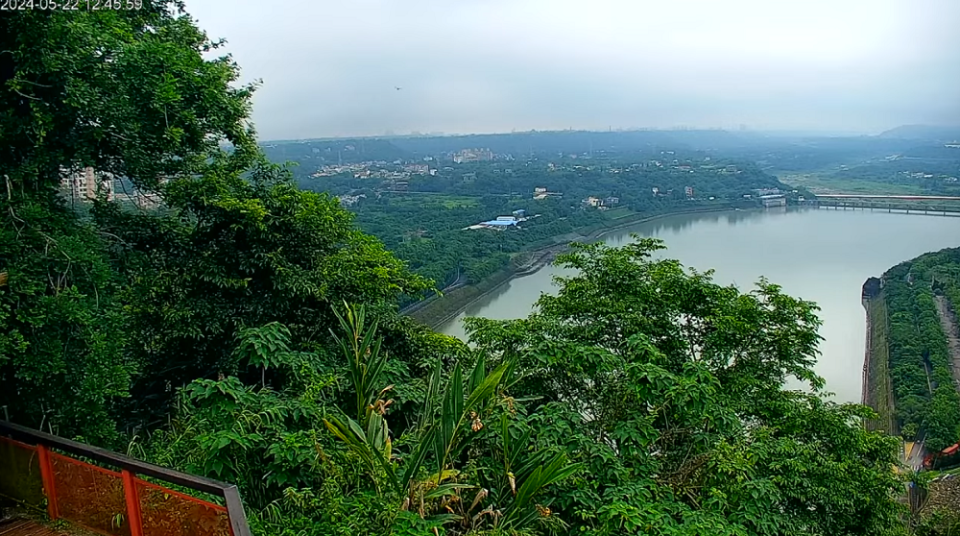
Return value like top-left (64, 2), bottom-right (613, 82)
top-left (865, 294), bottom-right (897, 434)
top-left (779, 172), bottom-right (929, 195)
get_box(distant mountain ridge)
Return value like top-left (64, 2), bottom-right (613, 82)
top-left (878, 125), bottom-right (960, 142)
top-left (260, 126), bottom-right (960, 169)
top-left (261, 129), bottom-right (758, 165)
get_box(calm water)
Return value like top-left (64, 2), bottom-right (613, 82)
top-left (439, 207), bottom-right (960, 402)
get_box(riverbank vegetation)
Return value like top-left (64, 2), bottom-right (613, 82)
top-left (881, 248), bottom-right (960, 452)
top-left (0, 4), bottom-right (928, 535)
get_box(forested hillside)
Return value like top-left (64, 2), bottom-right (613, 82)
top-left (882, 248), bottom-right (960, 452)
top-left (355, 165), bottom-right (788, 292)
top-left (271, 144), bottom-right (796, 293)
top-left (266, 129), bottom-right (960, 297)
top-left (0, 3), bottom-right (921, 536)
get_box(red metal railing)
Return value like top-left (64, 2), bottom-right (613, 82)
top-left (0, 421), bottom-right (251, 536)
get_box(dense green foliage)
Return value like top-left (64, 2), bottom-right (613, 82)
top-left (460, 239), bottom-right (905, 535)
top-left (96, 166), bottom-right (431, 424)
top-left (882, 248), bottom-right (960, 452)
top-left (142, 241), bottom-right (907, 536)
top-left (0, 3), bottom-right (922, 535)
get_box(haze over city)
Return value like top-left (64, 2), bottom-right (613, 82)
top-left (189, 0), bottom-right (960, 140)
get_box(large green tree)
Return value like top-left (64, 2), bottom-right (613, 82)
top-left (464, 238), bottom-right (906, 535)
top-left (95, 162), bottom-right (431, 425)
top-left (0, 3), bottom-right (256, 440)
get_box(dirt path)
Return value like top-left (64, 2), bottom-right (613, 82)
top-left (934, 295), bottom-right (960, 389)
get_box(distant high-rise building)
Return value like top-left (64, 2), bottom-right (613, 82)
top-left (684, 186), bottom-right (694, 198)
top-left (62, 167), bottom-right (114, 202)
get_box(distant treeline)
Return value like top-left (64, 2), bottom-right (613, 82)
top-left (262, 130), bottom-right (956, 173)
top-left (262, 130), bottom-right (752, 165)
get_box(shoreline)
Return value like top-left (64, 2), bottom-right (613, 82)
top-left (408, 203), bottom-right (740, 330)
top-left (412, 204), bottom-right (957, 332)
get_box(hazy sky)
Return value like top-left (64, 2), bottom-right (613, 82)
top-left (188, 0), bottom-right (960, 140)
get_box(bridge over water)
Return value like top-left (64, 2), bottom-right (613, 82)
top-left (813, 194), bottom-right (960, 216)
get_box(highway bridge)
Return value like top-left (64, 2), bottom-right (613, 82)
top-left (813, 194), bottom-right (960, 216)
top-left (815, 194), bottom-right (960, 201)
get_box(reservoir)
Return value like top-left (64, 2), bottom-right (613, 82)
top-left (439, 207), bottom-right (960, 402)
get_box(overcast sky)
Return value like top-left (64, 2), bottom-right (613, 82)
top-left (188, 0), bottom-right (960, 140)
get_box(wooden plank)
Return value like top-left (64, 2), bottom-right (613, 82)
top-left (0, 519), bottom-right (68, 536)
top-left (0, 520), bottom-right (30, 536)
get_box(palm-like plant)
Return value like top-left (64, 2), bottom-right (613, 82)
top-left (324, 303), bottom-right (579, 533)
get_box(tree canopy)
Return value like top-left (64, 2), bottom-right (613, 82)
top-left (2, 2), bottom-right (259, 440)
top-left (463, 238), bottom-right (905, 536)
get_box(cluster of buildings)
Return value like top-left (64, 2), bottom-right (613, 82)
top-left (901, 171), bottom-right (937, 179)
top-left (311, 163), bottom-right (373, 178)
top-left (337, 194), bottom-right (366, 207)
top-left (648, 186), bottom-right (695, 198)
top-left (311, 162), bottom-right (437, 180)
top-left (582, 196), bottom-right (620, 209)
top-left (543, 159), bottom-right (739, 176)
top-left (452, 148), bottom-right (494, 164)
top-left (404, 164), bottom-right (431, 174)
top-left (533, 187), bottom-right (563, 200)
top-left (753, 188), bottom-right (781, 196)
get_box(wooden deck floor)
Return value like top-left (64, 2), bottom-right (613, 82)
top-left (0, 519), bottom-right (71, 536)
